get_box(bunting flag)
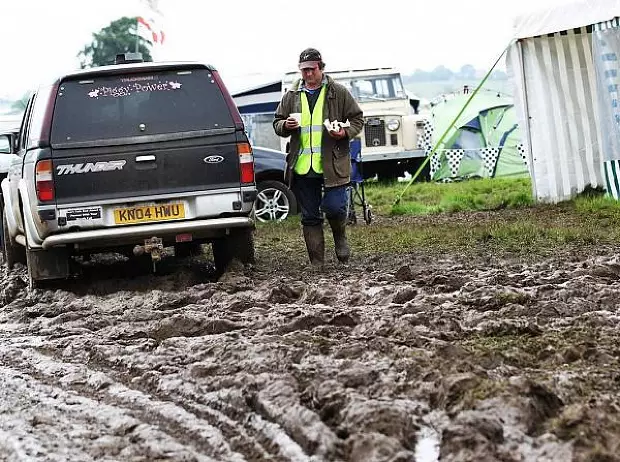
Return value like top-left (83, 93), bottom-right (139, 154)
top-left (594, 19), bottom-right (620, 200)
top-left (137, 16), bottom-right (165, 44)
top-left (141, 0), bottom-right (163, 16)
top-left (137, 0), bottom-right (165, 45)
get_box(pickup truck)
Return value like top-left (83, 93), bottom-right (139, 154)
top-left (1, 55), bottom-right (257, 288)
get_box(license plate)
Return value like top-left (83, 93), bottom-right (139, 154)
top-left (114, 203), bottom-right (185, 225)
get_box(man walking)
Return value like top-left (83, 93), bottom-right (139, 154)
top-left (273, 48), bottom-right (364, 267)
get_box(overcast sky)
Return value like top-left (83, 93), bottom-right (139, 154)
top-left (1, 0), bottom-right (569, 99)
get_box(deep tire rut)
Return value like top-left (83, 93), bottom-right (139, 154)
top-left (0, 345), bottom-right (302, 461)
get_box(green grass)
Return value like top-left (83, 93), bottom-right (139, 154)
top-left (362, 177), bottom-right (534, 216)
top-left (255, 178), bottom-right (620, 263)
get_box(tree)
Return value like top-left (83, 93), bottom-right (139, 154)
top-left (458, 64), bottom-right (477, 80)
top-left (430, 65), bottom-right (454, 81)
top-left (10, 92), bottom-right (32, 115)
top-left (490, 70), bottom-right (508, 81)
top-left (405, 69), bottom-right (432, 83)
top-left (78, 17), bottom-right (153, 69)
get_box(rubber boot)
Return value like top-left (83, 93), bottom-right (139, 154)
top-left (302, 225), bottom-right (325, 268)
top-left (328, 218), bottom-right (350, 264)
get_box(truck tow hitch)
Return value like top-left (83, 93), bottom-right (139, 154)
top-left (134, 237), bottom-right (164, 271)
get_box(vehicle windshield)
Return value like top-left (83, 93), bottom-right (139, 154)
top-left (334, 74), bottom-right (406, 102)
top-left (51, 68), bottom-right (234, 145)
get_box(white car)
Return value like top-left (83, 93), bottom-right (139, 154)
top-left (0, 123), bottom-right (19, 178)
top-left (0, 121), bottom-right (19, 245)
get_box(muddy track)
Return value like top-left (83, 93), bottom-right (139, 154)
top-left (1, 247), bottom-right (620, 461)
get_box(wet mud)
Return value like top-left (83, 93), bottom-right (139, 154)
top-left (1, 240), bottom-right (620, 461)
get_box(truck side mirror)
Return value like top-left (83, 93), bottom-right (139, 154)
top-left (0, 135), bottom-right (12, 154)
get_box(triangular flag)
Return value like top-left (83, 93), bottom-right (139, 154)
top-left (137, 0), bottom-right (165, 45)
top-left (137, 16), bottom-right (165, 45)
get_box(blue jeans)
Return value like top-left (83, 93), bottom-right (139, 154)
top-left (292, 175), bottom-right (348, 226)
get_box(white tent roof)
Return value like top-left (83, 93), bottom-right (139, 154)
top-left (514, 0), bottom-right (620, 39)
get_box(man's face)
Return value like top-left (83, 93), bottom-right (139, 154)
top-left (300, 64), bottom-right (323, 88)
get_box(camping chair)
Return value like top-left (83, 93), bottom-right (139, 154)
top-left (346, 138), bottom-right (372, 225)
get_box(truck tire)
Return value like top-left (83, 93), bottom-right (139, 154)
top-left (2, 209), bottom-right (26, 269)
top-left (174, 242), bottom-right (202, 259)
top-left (212, 227), bottom-right (255, 274)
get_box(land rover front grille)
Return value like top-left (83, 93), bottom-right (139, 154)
top-left (364, 118), bottom-right (386, 147)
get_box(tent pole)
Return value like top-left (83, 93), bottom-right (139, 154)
top-left (394, 44), bottom-right (509, 206)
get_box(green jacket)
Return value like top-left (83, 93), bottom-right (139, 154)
top-left (273, 75), bottom-right (364, 188)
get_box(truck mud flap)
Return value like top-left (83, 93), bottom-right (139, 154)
top-left (27, 247), bottom-right (70, 281)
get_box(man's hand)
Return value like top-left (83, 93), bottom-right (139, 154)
top-left (328, 128), bottom-right (346, 140)
top-left (284, 117), bottom-right (300, 130)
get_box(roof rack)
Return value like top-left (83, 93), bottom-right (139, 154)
top-left (115, 52), bottom-right (144, 65)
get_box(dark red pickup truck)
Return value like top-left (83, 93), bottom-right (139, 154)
top-left (1, 55), bottom-right (257, 288)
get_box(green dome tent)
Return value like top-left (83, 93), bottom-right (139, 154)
top-left (424, 92), bottom-right (530, 181)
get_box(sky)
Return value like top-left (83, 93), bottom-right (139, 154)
top-left (0, 0), bottom-right (571, 100)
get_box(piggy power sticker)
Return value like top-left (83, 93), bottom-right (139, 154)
top-left (87, 76), bottom-right (183, 99)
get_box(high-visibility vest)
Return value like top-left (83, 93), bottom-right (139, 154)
top-left (294, 87), bottom-right (326, 175)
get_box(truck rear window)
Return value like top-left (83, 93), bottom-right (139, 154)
top-left (51, 68), bottom-right (233, 144)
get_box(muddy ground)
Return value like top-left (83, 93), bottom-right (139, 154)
top-left (1, 217), bottom-right (620, 462)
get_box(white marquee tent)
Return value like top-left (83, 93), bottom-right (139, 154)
top-left (507, 0), bottom-right (620, 202)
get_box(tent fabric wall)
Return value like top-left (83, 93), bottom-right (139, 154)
top-left (507, 27), bottom-right (605, 202)
top-left (594, 20), bottom-right (620, 199)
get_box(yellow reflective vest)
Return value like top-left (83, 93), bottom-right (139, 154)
top-left (294, 87), bottom-right (326, 175)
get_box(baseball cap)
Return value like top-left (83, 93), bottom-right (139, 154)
top-left (299, 48), bottom-right (322, 69)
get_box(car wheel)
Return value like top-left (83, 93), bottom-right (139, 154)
top-left (254, 180), bottom-right (297, 222)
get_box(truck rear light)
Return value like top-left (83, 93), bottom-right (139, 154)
top-left (237, 142), bottom-right (255, 184)
top-left (36, 159), bottom-right (55, 202)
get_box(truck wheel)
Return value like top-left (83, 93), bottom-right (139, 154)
top-left (212, 227), bottom-right (255, 274)
top-left (2, 209), bottom-right (26, 269)
top-left (174, 242), bottom-right (202, 259)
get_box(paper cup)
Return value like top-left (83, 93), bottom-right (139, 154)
top-left (289, 113), bottom-right (302, 124)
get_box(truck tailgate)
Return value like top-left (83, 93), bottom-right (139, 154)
top-left (52, 142), bottom-right (241, 204)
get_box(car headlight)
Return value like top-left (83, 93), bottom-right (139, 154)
top-left (386, 118), bottom-right (400, 131)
